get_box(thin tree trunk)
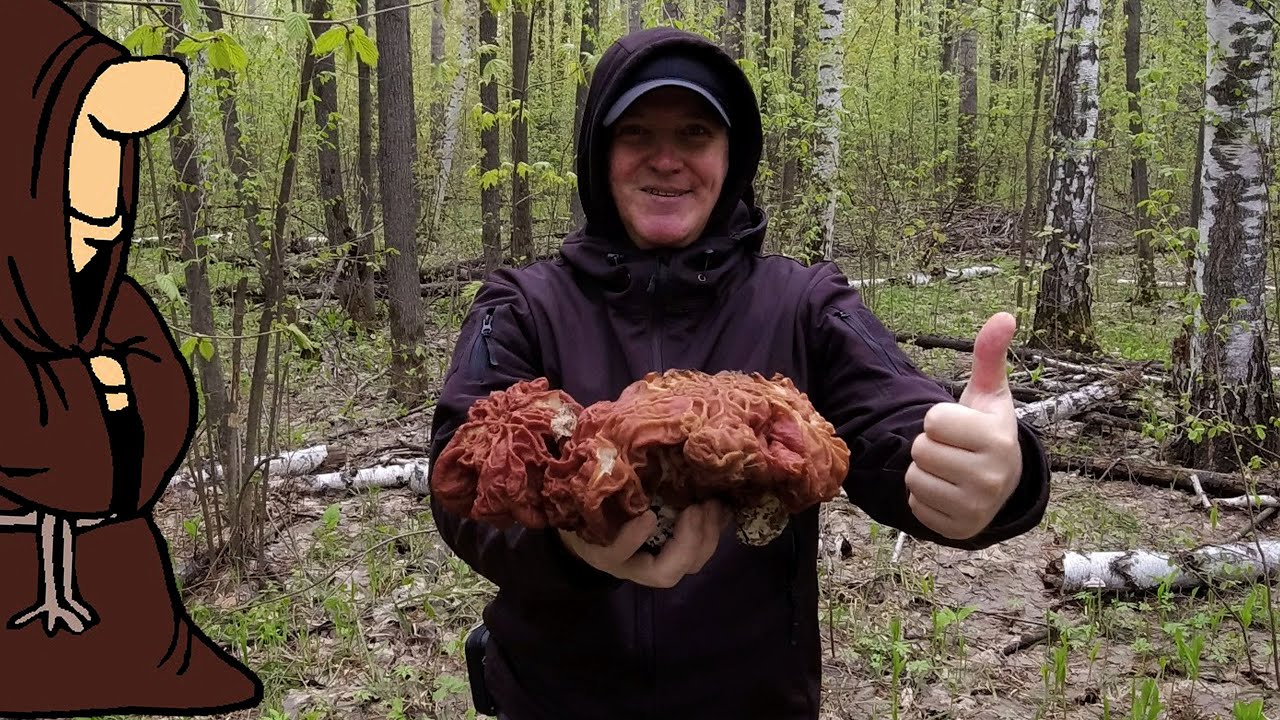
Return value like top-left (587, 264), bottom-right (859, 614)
top-left (808, 0), bottom-right (845, 263)
top-left (430, 0), bottom-right (474, 244)
top-left (162, 8), bottom-right (237, 504)
top-left (1015, 30), bottom-right (1053, 312)
top-left (309, 0), bottom-right (370, 322)
top-left (570, 0), bottom-right (599, 228)
top-left (511, 1), bottom-right (534, 263)
top-left (480, 2), bottom-right (502, 271)
top-left (630, 0), bottom-right (642, 32)
top-left (955, 0), bottom-right (978, 204)
top-left (1124, 0), bottom-right (1156, 304)
top-left (355, 0), bottom-right (378, 315)
top-left (723, 0), bottom-right (746, 59)
top-left (376, 0), bottom-right (429, 402)
top-left (1031, 0), bottom-right (1103, 352)
top-left (1179, 0), bottom-right (1279, 471)
top-left (780, 0), bottom-right (810, 217)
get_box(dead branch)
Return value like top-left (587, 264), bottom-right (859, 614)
top-left (1049, 453), bottom-right (1280, 497)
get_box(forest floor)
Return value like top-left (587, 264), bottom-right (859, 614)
top-left (88, 217), bottom-right (1280, 720)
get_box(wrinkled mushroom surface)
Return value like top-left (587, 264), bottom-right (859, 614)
top-left (432, 370), bottom-right (850, 548)
top-left (431, 377), bottom-right (582, 529)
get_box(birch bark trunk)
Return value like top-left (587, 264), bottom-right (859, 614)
top-left (1180, 0), bottom-right (1279, 471)
top-left (1031, 0), bottom-right (1103, 352)
top-left (810, 0), bottom-right (845, 263)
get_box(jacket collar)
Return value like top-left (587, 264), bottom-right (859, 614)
top-left (558, 199), bottom-right (767, 313)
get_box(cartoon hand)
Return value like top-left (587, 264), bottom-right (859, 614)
top-left (69, 58), bottom-right (187, 272)
top-left (90, 355), bottom-right (129, 411)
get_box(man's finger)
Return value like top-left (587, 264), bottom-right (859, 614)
top-left (922, 403), bottom-right (1005, 451)
top-left (82, 58), bottom-right (187, 137)
top-left (958, 312), bottom-right (1016, 412)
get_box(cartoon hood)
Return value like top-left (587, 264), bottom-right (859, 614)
top-left (0, 0), bottom-right (136, 357)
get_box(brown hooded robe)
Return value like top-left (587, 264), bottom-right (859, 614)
top-left (0, 1), bottom-right (262, 715)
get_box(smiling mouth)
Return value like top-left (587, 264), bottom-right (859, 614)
top-left (644, 188), bottom-right (690, 198)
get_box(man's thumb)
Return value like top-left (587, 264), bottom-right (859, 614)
top-left (961, 312), bottom-right (1016, 407)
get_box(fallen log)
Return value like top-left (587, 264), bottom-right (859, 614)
top-left (894, 331), bottom-right (1153, 373)
top-left (1044, 541), bottom-right (1280, 593)
top-left (1049, 454), bottom-right (1280, 497)
top-left (1014, 369), bottom-right (1143, 429)
top-left (172, 444), bottom-right (345, 488)
top-left (293, 460), bottom-right (431, 494)
top-left (849, 265), bottom-right (1001, 289)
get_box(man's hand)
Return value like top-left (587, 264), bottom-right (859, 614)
top-left (89, 355), bottom-right (129, 411)
top-left (907, 312), bottom-right (1022, 540)
top-left (559, 499), bottom-right (732, 588)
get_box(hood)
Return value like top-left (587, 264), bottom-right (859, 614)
top-left (562, 28), bottom-right (766, 304)
top-left (0, 0), bottom-right (136, 358)
top-left (575, 27), bottom-right (763, 240)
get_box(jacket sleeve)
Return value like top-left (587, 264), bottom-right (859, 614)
top-left (428, 274), bottom-right (623, 599)
top-left (804, 264), bottom-right (1050, 549)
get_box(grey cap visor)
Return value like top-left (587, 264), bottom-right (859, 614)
top-left (602, 78), bottom-right (732, 128)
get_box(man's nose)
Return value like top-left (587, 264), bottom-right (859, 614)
top-left (648, 139), bottom-right (683, 172)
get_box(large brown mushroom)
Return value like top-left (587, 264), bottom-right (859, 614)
top-left (431, 370), bottom-right (850, 549)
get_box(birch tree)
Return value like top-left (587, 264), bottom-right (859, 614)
top-left (810, 0), bottom-right (845, 262)
top-left (1031, 0), bottom-right (1102, 352)
top-left (1179, 0), bottom-right (1279, 470)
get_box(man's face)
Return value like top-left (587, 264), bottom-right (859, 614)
top-left (608, 86), bottom-right (729, 251)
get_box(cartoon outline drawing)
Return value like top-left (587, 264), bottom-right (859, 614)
top-left (0, 0), bottom-right (264, 715)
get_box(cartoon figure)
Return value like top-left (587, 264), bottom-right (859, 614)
top-left (0, 1), bottom-right (263, 715)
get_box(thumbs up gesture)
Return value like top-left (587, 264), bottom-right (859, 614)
top-left (906, 312), bottom-right (1022, 540)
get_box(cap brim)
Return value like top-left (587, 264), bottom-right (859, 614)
top-left (603, 78), bottom-right (732, 128)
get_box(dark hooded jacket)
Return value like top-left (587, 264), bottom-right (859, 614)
top-left (0, 2), bottom-right (260, 715)
top-left (428, 27), bottom-right (1050, 720)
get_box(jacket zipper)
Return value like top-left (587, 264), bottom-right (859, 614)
top-left (643, 255), bottom-right (669, 718)
top-left (832, 308), bottom-right (906, 375)
top-left (468, 307), bottom-right (498, 376)
top-left (646, 257), bottom-right (669, 370)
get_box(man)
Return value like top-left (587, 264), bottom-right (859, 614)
top-left (428, 27), bottom-right (1049, 720)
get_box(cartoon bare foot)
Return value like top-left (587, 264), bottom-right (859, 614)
top-left (9, 598), bottom-right (93, 634)
top-left (8, 512), bottom-right (96, 635)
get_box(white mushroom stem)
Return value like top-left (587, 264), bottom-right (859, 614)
top-left (0, 511), bottom-right (37, 528)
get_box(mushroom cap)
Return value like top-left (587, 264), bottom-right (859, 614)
top-left (432, 370), bottom-right (850, 548)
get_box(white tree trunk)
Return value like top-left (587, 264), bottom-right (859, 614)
top-left (1184, 0), bottom-right (1278, 469)
top-left (1050, 541), bottom-right (1280, 593)
top-left (848, 265), bottom-right (1000, 288)
top-left (431, 0), bottom-right (474, 237)
top-left (1031, 0), bottom-right (1102, 351)
top-left (814, 0), bottom-right (845, 261)
top-left (305, 460), bottom-right (431, 494)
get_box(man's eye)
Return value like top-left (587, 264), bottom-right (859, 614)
top-left (683, 125), bottom-right (711, 136)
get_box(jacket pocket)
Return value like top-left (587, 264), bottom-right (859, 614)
top-left (468, 307), bottom-right (499, 377)
top-left (830, 307), bottom-right (907, 376)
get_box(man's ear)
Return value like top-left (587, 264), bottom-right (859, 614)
top-left (80, 58), bottom-right (187, 138)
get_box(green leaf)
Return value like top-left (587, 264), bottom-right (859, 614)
top-left (216, 33), bottom-right (249, 73)
top-left (153, 272), bottom-right (181, 303)
top-left (313, 26), bottom-right (347, 56)
top-left (123, 25), bottom-right (161, 55)
top-left (351, 27), bottom-right (379, 67)
top-left (198, 337), bottom-right (214, 362)
top-left (173, 37), bottom-right (208, 56)
top-left (282, 322), bottom-right (315, 352)
top-left (179, 336), bottom-right (198, 361)
top-left (179, 0), bottom-right (201, 25)
top-left (284, 11), bottom-right (312, 43)
top-left (207, 41), bottom-right (233, 72)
